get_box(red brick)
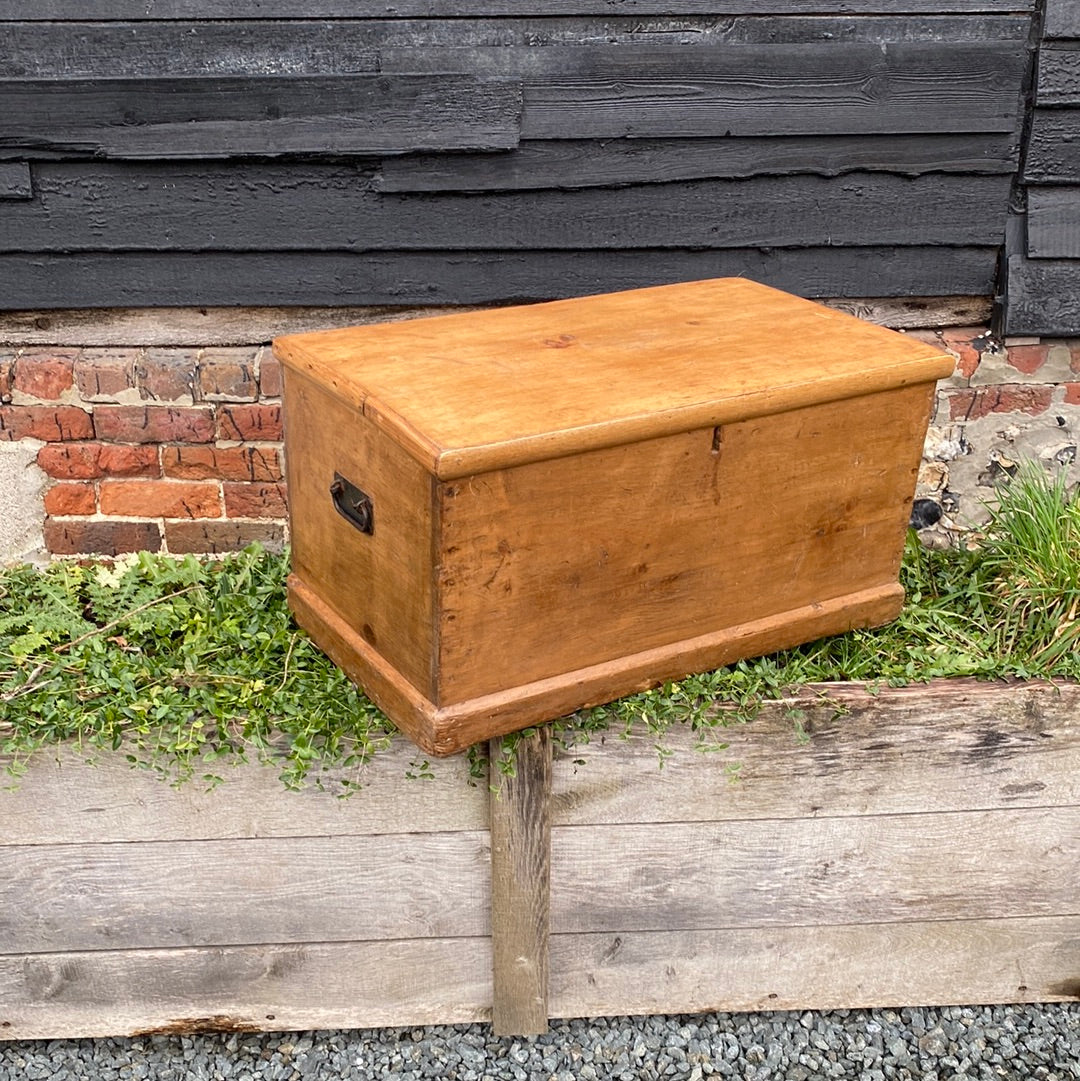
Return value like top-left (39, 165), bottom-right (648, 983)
top-left (137, 348), bottom-right (197, 403)
top-left (0, 405), bottom-right (94, 442)
top-left (12, 350), bottom-right (78, 400)
top-left (948, 385), bottom-right (1054, 421)
top-left (941, 341), bottom-right (981, 379)
top-left (197, 349), bottom-right (258, 402)
top-left (939, 328), bottom-right (993, 380)
top-left (223, 481), bottom-right (288, 519)
top-left (216, 403), bottom-right (283, 442)
top-left (951, 346), bottom-right (979, 379)
top-left (94, 406), bottom-right (215, 444)
top-left (162, 444), bottom-right (283, 482)
top-left (257, 351), bottom-right (282, 398)
top-left (44, 519), bottom-right (162, 556)
top-left (73, 349), bottom-right (139, 402)
top-left (1070, 343), bottom-right (1080, 375)
top-left (1005, 343), bottom-right (1048, 375)
top-left (37, 442), bottom-right (160, 480)
top-left (1064, 383), bottom-right (1080, 406)
top-left (100, 480), bottom-right (221, 519)
top-left (166, 520), bottom-right (286, 554)
top-left (43, 482), bottom-right (96, 516)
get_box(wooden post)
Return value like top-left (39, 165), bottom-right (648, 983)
top-left (488, 726), bottom-right (552, 1036)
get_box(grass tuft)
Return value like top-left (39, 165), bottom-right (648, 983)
top-left (975, 461), bottom-right (1080, 665)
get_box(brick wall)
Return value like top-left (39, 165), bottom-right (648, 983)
top-left (0, 346), bottom-right (285, 558)
top-left (908, 327), bottom-right (1080, 546)
top-left (2, 323), bottom-right (1079, 561)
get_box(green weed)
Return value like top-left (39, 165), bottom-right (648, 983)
top-left (1, 463), bottom-right (1077, 788)
top-left (0, 547), bottom-right (394, 793)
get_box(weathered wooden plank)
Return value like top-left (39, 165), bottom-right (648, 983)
top-left (0, 21), bottom-right (380, 78)
top-left (0, 939), bottom-right (492, 1040)
top-left (378, 133), bottom-right (1017, 192)
top-left (552, 682), bottom-right (1080, 826)
top-left (3, 919), bottom-right (1075, 1043)
top-left (821, 294), bottom-right (992, 328)
top-left (0, 161), bottom-right (30, 199)
top-left (0, 305), bottom-right (481, 346)
top-left (1046, 0), bottom-right (1080, 39)
top-left (0, 15), bottom-right (1029, 70)
top-left (1002, 250), bottom-right (1080, 335)
top-left (0, 1), bottom-right (1036, 18)
top-left (0, 832), bottom-right (490, 953)
top-left (1023, 109), bottom-right (1080, 183)
top-left (1027, 187), bottom-right (1080, 258)
top-left (0, 295), bottom-right (990, 348)
top-left (379, 43), bottom-right (1026, 138)
top-left (489, 728), bottom-right (551, 1036)
top-left (0, 166), bottom-right (1012, 250)
top-left (0, 742), bottom-right (487, 846)
top-left (0, 76), bottom-right (522, 158)
top-left (548, 917), bottom-right (1080, 1018)
top-left (548, 807), bottom-right (1080, 934)
top-left (0, 247), bottom-right (999, 309)
top-left (5, 809), bottom-right (1069, 1007)
top-left (5, 682), bottom-right (1072, 848)
top-left (1036, 48), bottom-right (1080, 105)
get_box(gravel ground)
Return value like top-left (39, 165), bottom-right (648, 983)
top-left (2, 1005), bottom-right (1077, 1081)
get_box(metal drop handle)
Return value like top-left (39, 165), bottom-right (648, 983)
top-left (329, 472), bottom-right (374, 535)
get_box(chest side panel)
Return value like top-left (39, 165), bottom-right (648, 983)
top-left (435, 382), bottom-right (933, 705)
top-left (284, 369), bottom-right (437, 700)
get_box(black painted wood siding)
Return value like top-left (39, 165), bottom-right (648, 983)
top-left (0, 5), bottom-right (1035, 312)
top-left (1004, 0), bottom-right (1080, 334)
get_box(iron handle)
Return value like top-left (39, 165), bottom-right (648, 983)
top-left (329, 472), bottom-right (374, 535)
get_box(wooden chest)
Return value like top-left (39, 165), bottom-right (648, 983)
top-left (274, 278), bottom-right (953, 755)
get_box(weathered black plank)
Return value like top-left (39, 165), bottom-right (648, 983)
top-left (1025, 109), bottom-right (1080, 183)
top-left (2, 43), bottom-right (1020, 156)
top-left (1, 165), bottom-right (1012, 251)
top-left (375, 42), bottom-right (1025, 138)
top-left (1003, 252), bottom-right (1080, 335)
top-left (378, 134), bottom-right (1018, 192)
top-left (0, 248), bottom-right (998, 310)
top-left (0, 2), bottom-right (1037, 19)
top-left (1026, 188), bottom-right (1080, 259)
top-left (0, 76), bottom-right (521, 158)
top-left (1045, 0), bottom-right (1080, 39)
top-left (1, 22), bottom-right (377, 77)
top-left (0, 162), bottom-right (31, 200)
top-left (489, 728), bottom-right (552, 1037)
top-left (1037, 49), bottom-right (1080, 106)
top-left (0, 15), bottom-right (1029, 73)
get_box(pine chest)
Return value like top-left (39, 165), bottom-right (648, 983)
top-left (274, 278), bottom-right (953, 755)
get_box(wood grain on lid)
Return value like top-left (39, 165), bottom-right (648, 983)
top-left (274, 277), bottom-right (954, 479)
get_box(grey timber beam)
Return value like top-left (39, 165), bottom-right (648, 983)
top-left (489, 727), bottom-right (552, 1036)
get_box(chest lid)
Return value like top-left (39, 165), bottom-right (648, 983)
top-left (273, 277), bottom-right (954, 480)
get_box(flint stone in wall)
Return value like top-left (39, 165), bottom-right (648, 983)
top-left (0, 439), bottom-right (47, 565)
top-left (917, 393), bottom-right (1079, 543)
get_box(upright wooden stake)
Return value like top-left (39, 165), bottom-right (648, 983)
top-left (489, 726), bottom-right (552, 1036)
